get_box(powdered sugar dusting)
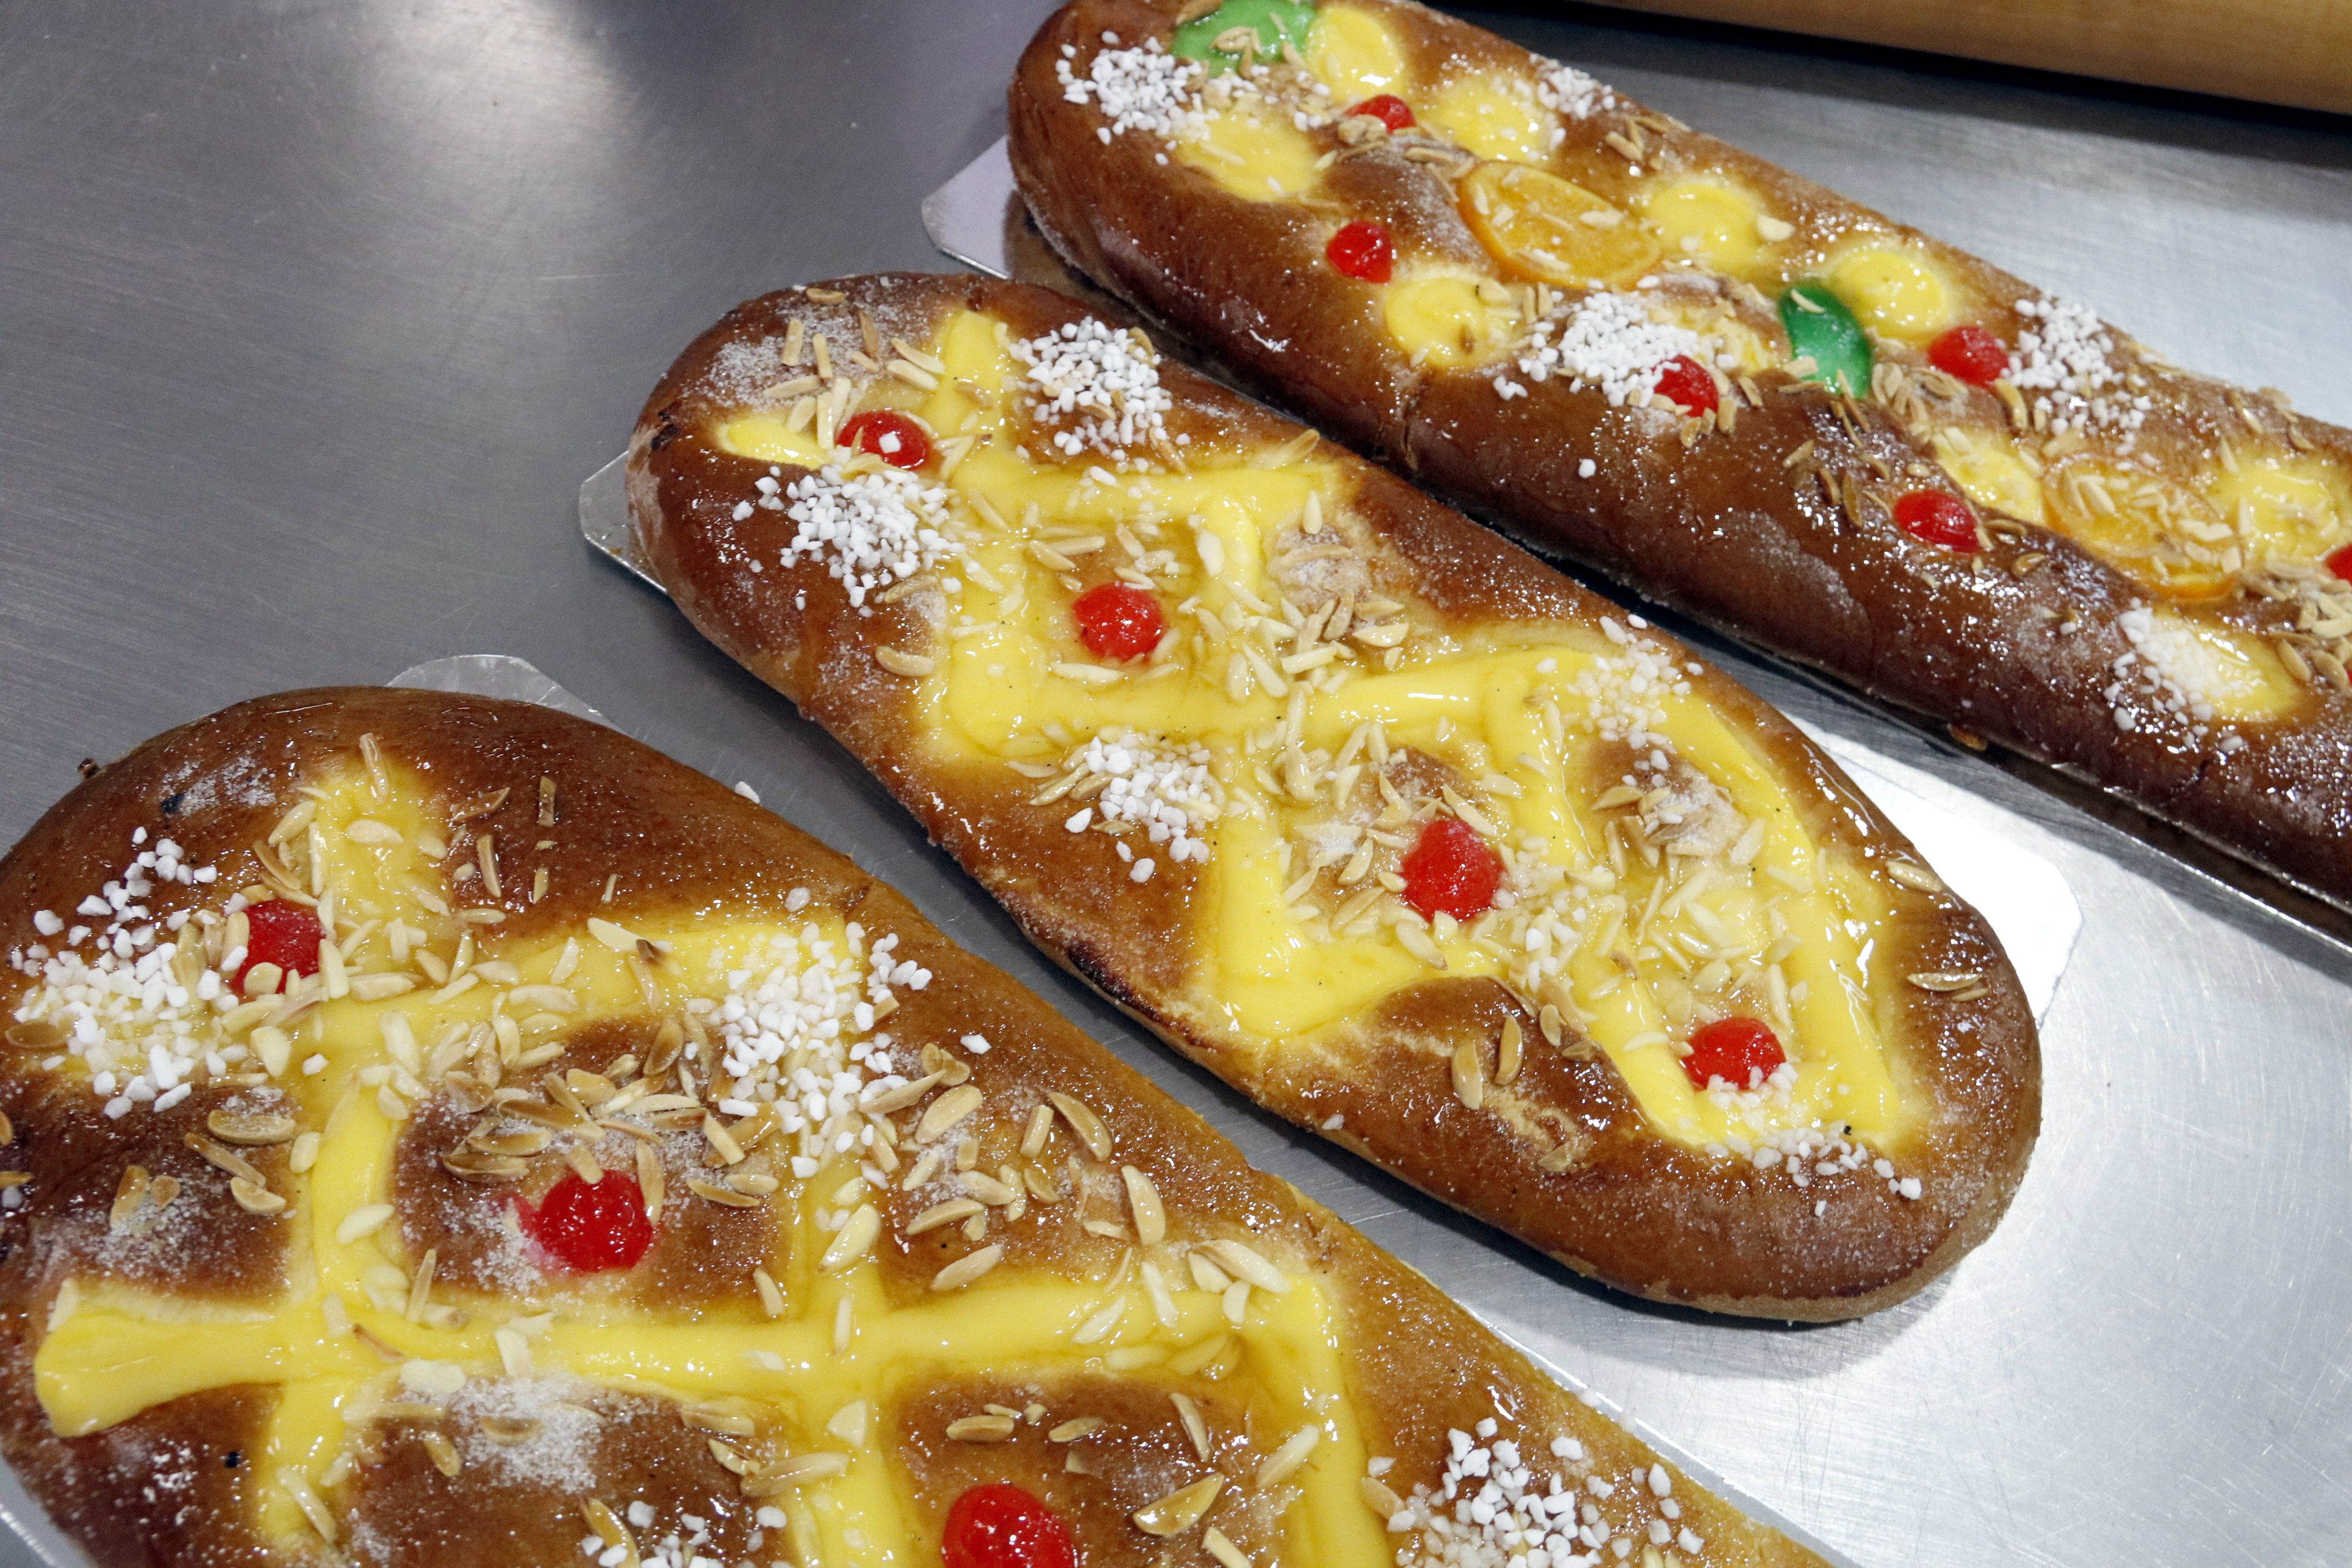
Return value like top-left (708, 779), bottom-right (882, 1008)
top-left (452, 1372), bottom-right (607, 1489)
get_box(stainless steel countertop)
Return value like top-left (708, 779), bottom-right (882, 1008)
top-left (3, 3), bottom-right (2350, 1566)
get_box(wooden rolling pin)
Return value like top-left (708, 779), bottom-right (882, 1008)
top-left (1589, 0), bottom-right (2352, 115)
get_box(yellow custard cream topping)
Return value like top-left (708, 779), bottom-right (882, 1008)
top-left (29, 764), bottom-right (1386, 1565)
top-left (717, 308), bottom-right (1915, 1154)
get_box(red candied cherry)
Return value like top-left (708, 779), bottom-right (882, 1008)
top-left (1681, 1017), bottom-right (1787, 1091)
top-left (836, 409), bottom-right (933, 470)
top-left (1071, 582), bottom-right (1168, 662)
top-left (1893, 489), bottom-right (1981, 553)
top-left (1399, 816), bottom-right (1504, 922)
top-left (2326, 543), bottom-right (2352, 584)
top-left (943, 1484), bottom-right (1077, 1568)
top-left (1348, 93), bottom-right (1415, 131)
top-left (235, 899), bottom-right (325, 989)
top-left (1653, 355), bottom-right (1719, 417)
top-left (1927, 324), bottom-right (2010, 387)
top-left (1326, 220), bottom-right (1395, 284)
top-left (518, 1171), bottom-right (654, 1273)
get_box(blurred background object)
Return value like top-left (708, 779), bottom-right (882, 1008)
top-left (1586, 0), bottom-right (2352, 113)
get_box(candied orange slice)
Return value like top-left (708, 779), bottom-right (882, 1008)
top-left (1457, 161), bottom-right (1660, 290)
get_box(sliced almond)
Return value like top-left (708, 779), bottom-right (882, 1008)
top-left (208, 1109), bottom-right (297, 1146)
top-left (1133, 1474), bottom-right (1226, 1537)
top-left (1121, 1165), bottom-right (1167, 1246)
top-left (1048, 1092), bottom-right (1112, 1161)
top-left (946, 1413), bottom-right (1017, 1442)
top-left (820, 1205), bottom-right (881, 1271)
top-left (230, 1176), bottom-right (286, 1215)
top-left (931, 1243), bottom-right (1004, 1292)
top-left (741, 1452), bottom-right (850, 1497)
top-left (908, 1197), bottom-right (984, 1236)
top-left (916, 1084), bottom-right (983, 1143)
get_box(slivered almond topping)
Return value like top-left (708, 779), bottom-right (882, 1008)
top-left (947, 1414), bottom-right (1018, 1442)
top-left (1172, 1392), bottom-right (1211, 1462)
top-left (1048, 1092), bottom-right (1112, 1160)
top-left (1908, 970), bottom-right (1985, 993)
top-left (911, 1197), bottom-right (986, 1235)
top-left (283, 1474), bottom-right (338, 1544)
top-left (874, 646), bottom-right (936, 678)
top-left (421, 1430), bottom-right (462, 1478)
top-left (1019, 1102), bottom-right (1055, 1157)
top-left (581, 1499), bottom-right (631, 1555)
top-left (586, 917), bottom-right (643, 953)
top-left (1121, 1165), bottom-right (1167, 1246)
top-left (932, 1243), bottom-right (1004, 1291)
top-left (187, 1133), bottom-right (263, 1185)
top-left (1361, 1475), bottom-right (1406, 1517)
top-left (230, 1175), bottom-right (285, 1215)
top-left (708, 1439), bottom-right (753, 1475)
top-left (688, 1176), bottom-right (761, 1209)
top-left (1538, 1004), bottom-right (1565, 1048)
top-left (916, 1084), bottom-right (983, 1142)
top-left (742, 1453), bottom-right (850, 1496)
top-left (442, 1151), bottom-right (527, 1182)
top-left (754, 1267), bottom-right (786, 1319)
top-left (1048, 1417), bottom-right (1106, 1442)
top-left (1133, 1474), bottom-right (1226, 1537)
top-left (1451, 1041), bottom-right (1485, 1110)
top-left (1203, 1527), bottom-right (1253, 1568)
top-left (1257, 1425), bottom-right (1320, 1487)
top-left (1498, 1016), bottom-right (1524, 1085)
top-left (636, 1141), bottom-right (665, 1220)
top-left (865, 1071), bottom-right (945, 1114)
top-left (1887, 860), bottom-right (1945, 893)
top-left (1201, 1239), bottom-right (1291, 1294)
top-left (563, 1145), bottom-right (605, 1184)
top-left (821, 1205), bottom-right (881, 1271)
top-left (208, 1110), bottom-right (297, 1146)
top-left (336, 1204), bottom-right (395, 1244)
top-left (959, 1169), bottom-right (1014, 1206)
top-left (109, 1165), bottom-right (150, 1233)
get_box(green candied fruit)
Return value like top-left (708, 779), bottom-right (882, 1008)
top-left (1171, 0), bottom-right (1319, 73)
top-left (1779, 281), bottom-right (1872, 396)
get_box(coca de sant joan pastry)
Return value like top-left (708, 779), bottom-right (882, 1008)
top-left (628, 271), bottom-right (2038, 1320)
top-left (0, 687), bottom-right (1825, 1567)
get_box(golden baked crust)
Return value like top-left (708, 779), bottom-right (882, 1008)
top-left (1005, 0), bottom-right (2352, 912)
top-left (627, 271), bottom-right (2038, 1320)
top-left (0, 687), bottom-right (1827, 1567)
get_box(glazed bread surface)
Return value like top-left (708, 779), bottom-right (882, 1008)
top-left (0, 687), bottom-right (1826, 1568)
top-left (627, 271), bottom-right (2039, 1321)
top-left (1006, 0), bottom-right (2352, 911)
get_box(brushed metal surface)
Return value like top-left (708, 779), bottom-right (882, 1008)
top-left (2, 1), bottom-right (2349, 1565)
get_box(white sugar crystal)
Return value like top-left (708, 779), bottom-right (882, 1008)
top-left (1506, 292), bottom-right (1703, 410)
top-left (1536, 61), bottom-right (1616, 120)
top-left (779, 464), bottom-right (961, 608)
top-left (1011, 317), bottom-right (1174, 460)
top-left (1065, 729), bottom-right (1220, 866)
top-left (1056, 38), bottom-right (1206, 140)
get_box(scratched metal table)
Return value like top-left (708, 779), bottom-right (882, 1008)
top-left (2, 3), bottom-right (2349, 1566)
